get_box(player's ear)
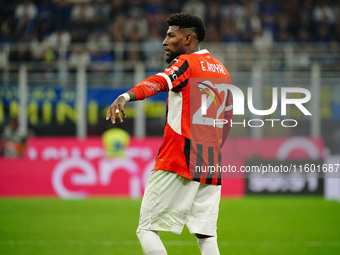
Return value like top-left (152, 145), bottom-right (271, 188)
top-left (184, 34), bottom-right (193, 46)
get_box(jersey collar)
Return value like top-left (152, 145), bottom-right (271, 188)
top-left (193, 49), bottom-right (209, 54)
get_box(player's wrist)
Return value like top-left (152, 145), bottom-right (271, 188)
top-left (119, 93), bottom-right (130, 102)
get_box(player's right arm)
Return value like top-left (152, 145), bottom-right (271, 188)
top-left (106, 75), bottom-right (169, 124)
top-left (106, 90), bottom-right (134, 124)
top-left (106, 56), bottom-right (189, 124)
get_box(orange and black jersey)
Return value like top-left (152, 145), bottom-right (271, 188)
top-left (130, 49), bottom-right (232, 185)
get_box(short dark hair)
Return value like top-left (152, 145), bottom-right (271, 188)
top-left (166, 13), bottom-right (206, 42)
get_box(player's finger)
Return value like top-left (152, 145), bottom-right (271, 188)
top-left (110, 106), bottom-right (117, 124)
top-left (116, 108), bottom-right (124, 123)
top-left (111, 111), bottom-right (116, 124)
top-left (120, 107), bottom-right (126, 118)
top-left (106, 106), bottom-right (111, 120)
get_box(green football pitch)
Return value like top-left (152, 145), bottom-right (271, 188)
top-left (0, 197), bottom-right (339, 255)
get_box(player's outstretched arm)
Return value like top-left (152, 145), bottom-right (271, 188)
top-left (106, 75), bottom-right (167, 124)
top-left (106, 91), bottom-right (136, 124)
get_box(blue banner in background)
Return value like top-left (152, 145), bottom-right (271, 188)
top-left (0, 87), bottom-right (168, 107)
top-left (87, 88), bottom-right (168, 106)
top-left (0, 86), bottom-right (168, 130)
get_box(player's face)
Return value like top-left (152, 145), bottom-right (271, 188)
top-left (163, 26), bottom-right (185, 63)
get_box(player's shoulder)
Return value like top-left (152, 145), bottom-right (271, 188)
top-left (167, 56), bottom-right (188, 68)
top-left (175, 49), bottom-right (210, 60)
top-left (169, 50), bottom-right (208, 68)
top-left (167, 49), bottom-right (218, 69)
top-left (184, 49), bottom-right (211, 60)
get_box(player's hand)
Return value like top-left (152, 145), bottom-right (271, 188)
top-left (106, 96), bottom-right (127, 124)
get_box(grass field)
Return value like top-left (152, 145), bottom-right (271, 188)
top-left (0, 197), bottom-right (339, 255)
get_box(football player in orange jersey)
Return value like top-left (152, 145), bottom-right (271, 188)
top-left (106, 13), bottom-right (232, 255)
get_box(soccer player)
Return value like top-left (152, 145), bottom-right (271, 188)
top-left (106, 13), bottom-right (232, 255)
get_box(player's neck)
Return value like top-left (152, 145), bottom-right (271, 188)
top-left (185, 44), bottom-right (200, 55)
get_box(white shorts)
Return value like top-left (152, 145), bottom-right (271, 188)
top-left (137, 170), bottom-right (221, 236)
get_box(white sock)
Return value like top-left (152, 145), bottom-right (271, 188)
top-left (197, 236), bottom-right (220, 255)
top-left (136, 229), bottom-right (167, 255)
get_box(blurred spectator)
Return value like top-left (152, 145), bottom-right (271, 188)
top-left (275, 12), bottom-right (291, 36)
top-left (54, 0), bottom-right (71, 30)
top-left (109, 14), bottom-right (125, 42)
top-left (124, 46), bottom-right (143, 73)
top-left (241, 3), bottom-right (261, 42)
top-left (93, 0), bottom-right (111, 22)
top-left (89, 44), bottom-right (113, 73)
top-left (259, 0), bottom-right (278, 16)
top-left (87, 28), bottom-right (111, 49)
top-left (123, 12), bottom-right (148, 40)
top-left (9, 46), bottom-right (32, 65)
top-left (142, 29), bottom-right (163, 74)
top-left (253, 29), bottom-right (273, 50)
top-left (0, 0), bottom-right (13, 23)
top-left (296, 28), bottom-right (313, 42)
top-left (68, 45), bottom-right (90, 72)
top-left (109, 0), bottom-right (128, 21)
top-left (205, 1), bottom-right (220, 26)
top-left (313, 2), bottom-right (335, 24)
top-left (145, 11), bottom-right (167, 34)
top-left (30, 32), bottom-right (47, 71)
top-left (275, 10), bottom-right (294, 42)
top-left (71, 2), bottom-right (95, 22)
top-left (182, 0), bottom-right (206, 21)
top-left (220, 15), bottom-right (242, 42)
top-left (145, 0), bottom-right (164, 14)
top-left (220, 1), bottom-right (244, 24)
top-left (276, 29), bottom-right (293, 42)
top-left (316, 22), bottom-right (332, 42)
top-left (1, 117), bottom-right (27, 158)
top-left (280, 0), bottom-right (299, 17)
top-left (36, 0), bottom-right (55, 39)
top-left (0, 25), bottom-right (14, 44)
top-left (46, 29), bottom-right (71, 49)
top-left (70, 11), bottom-right (91, 42)
top-left (289, 9), bottom-right (314, 41)
top-left (91, 15), bottom-right (105, 32)
top-left (205, 23), bottom-right (221, 42)
top-left (0, 45), bottom-right (9, 71)
top-left (37, 0), bottom-right (55, 23)
top-left (124, 27), bottom-right (144, 72)
top-left (126, 26), bottom-right (143, 43)
top-left (127, 0), bottom-right (145, 18)
top-left (16, 13), bottom-right (36, 42)
top-left (142, 28), bottom-right (162, 60)
top-left (15, 0), bottom-right (37, 22)
top-left (0, 1), bottom-right (16, 42)
top-left (258, 0), bottom-right (278, 37)
top-left (164, 0), bottom-right (182, 14)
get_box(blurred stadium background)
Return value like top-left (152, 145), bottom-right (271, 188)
top-left (0, 0), bottom-right (340, 254)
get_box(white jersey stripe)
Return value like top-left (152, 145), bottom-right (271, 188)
top-left (167, 91), bottom-right (182, 135)
top-left (156, 73), bottom-right (173, 90)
